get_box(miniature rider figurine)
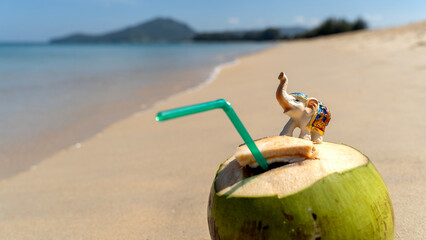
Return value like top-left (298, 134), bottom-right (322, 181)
top-left (276, 72), bottom-right (331, 143)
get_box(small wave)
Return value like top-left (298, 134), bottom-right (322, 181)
top-left (185, 59), bottom-right (239, 94)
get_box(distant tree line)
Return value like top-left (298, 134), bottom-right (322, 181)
top-left (193, 28), bottom-right (282, 41)
top-left (193, 18), bottom-right (368, 42)
top-left (294, 18), bottom-right (367, 39)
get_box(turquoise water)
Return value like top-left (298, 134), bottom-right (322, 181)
top-left (0, 42), bottom-right (273, 178)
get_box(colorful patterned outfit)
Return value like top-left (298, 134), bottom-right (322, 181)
top-left (290, 92), bottom-right (331, 135)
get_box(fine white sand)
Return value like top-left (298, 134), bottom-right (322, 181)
top-left (0, 22), bottom-right (425, 239)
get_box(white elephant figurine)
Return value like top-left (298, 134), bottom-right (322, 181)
top-left (276, 72), bottom-right (331, 143)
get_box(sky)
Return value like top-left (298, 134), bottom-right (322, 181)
top-left (1, 0), bottom-right (425, 42)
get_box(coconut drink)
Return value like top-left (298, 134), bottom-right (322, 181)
top-left (208, 136), bottom-right (394, 239)
top-left (156, 72), bottom-right (394, 240)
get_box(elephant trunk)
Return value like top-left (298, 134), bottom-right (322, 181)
top-left (276, 73), bottom-right (293, 112)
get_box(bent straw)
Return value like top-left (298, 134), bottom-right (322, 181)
top-left (156, 99), bottom-right (268, 170)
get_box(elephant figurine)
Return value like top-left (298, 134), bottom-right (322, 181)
top-left (276, 72), bottom-right (331, 143)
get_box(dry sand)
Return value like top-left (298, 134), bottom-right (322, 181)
top-left (0, 22), bottom-right (425, 239)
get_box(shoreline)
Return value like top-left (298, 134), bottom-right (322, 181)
top-left (142, 42), bottom-right (282, 114)
top-left (25, 59), bottom-right (241, 175)
top-left (1, 44), bottom-right (274, 181)
top-left (0, 23), bottom-right (424, 239)
top-left (133, 58), bottom-right (240, 116)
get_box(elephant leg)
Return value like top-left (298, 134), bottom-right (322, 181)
top-left (299, 128), bottom-right (311, 141)
top-left (311, 130), bottom-right (323, 144)
top-left (280, 119), bottom-right (296, 136)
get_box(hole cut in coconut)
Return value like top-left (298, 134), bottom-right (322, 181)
top-left (245, 156), bottom-right (308, 175)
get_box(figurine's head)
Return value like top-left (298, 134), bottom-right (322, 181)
top-left (283, 92), bottom-right (319, 119)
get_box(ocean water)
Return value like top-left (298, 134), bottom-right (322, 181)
top-left (0, 42), bottom-right (273, 178)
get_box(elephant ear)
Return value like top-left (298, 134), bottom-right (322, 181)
top-left (307, 98), bottom-right (319, 113)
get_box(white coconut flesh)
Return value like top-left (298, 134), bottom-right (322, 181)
top-left (215, 141), bottom-right (368, 198)
top-left (235, 136), bottom-right (319, 168)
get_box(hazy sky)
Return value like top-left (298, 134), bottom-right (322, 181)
top-left (1, 0), bottom-right (425, 41)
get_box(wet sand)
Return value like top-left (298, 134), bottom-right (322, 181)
top-left (0, 22), bottom-right (425, 239)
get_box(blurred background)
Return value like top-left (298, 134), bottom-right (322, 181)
top-left (3, 0), bottom-right (426, 42)
top-left (0, 0), bottom-right (424, 178)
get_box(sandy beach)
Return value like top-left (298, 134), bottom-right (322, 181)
top-left (0, 21), bottom-right (425, 239)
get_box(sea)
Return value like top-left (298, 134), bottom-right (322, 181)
top-left (0, 42), bottom-right (273, 179)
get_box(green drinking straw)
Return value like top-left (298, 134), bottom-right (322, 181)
top-left (156, 99), bottom-right (268, 170)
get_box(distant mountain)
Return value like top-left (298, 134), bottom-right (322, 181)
top-left (50, 17), bottom-right (307, 43)
top-left (50, 18), bottom-right (196, 43)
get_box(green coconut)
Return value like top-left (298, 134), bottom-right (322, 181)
top-left (208, 141), bottom-right (394, 240)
